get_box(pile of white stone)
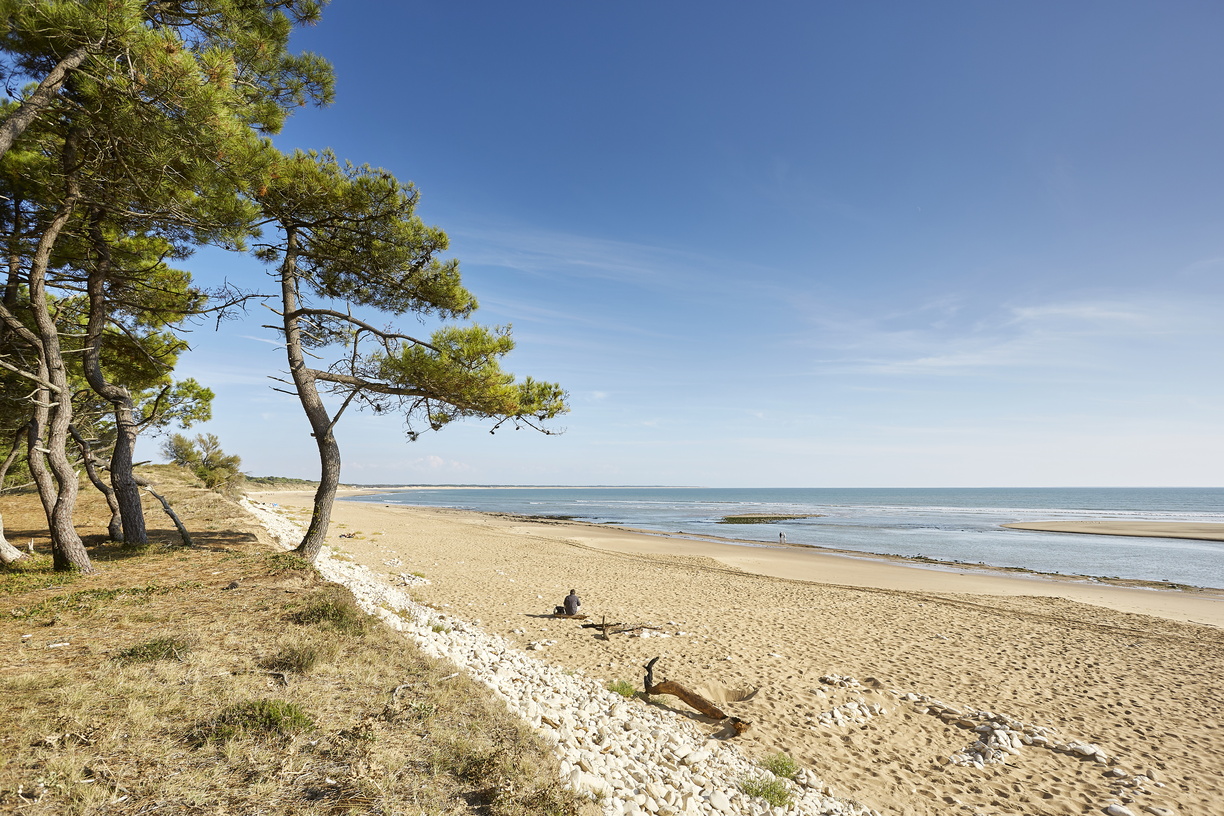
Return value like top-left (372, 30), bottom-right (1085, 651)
top-left (241, 500), bottom-right (878, 816)
top-left (813, 701), bottom-right (886, 729)
top-left (809, 676), bottom-right (886, 729)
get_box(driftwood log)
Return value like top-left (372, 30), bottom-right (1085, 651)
top-left (643, 657), bottom-right (750, 736)
top-left (586, 615), bottom-right (663, 640)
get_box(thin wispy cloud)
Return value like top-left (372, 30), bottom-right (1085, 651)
top-left (795, 295), bottom-right (1220, 378)
top-left (450, 221), bottom-right (791, 301)
top-left (241, 335), bottom-right (285, 347)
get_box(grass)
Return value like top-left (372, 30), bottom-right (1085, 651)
top-left (0, 469), bottom-right (590, 816)
top-left (7, 581), bottom-right (201, 622)
top-left (607, 679), bottom-right (637, 698)
top-left (260, 642), bottom-right (327, 674)
top-left (759, 751), bottom-right (800, 779)
top-left (262, 551), bottom-right (314, 572)
top-left (192, 699), bottom-right (315, 745)
top-left (740, 775), bottom-right (794, 808)
top-left (0, 554), bottom-right (79, 593)
top-left (291, 589), bottom-right (371, 635)
top-left (113, 635), bottom-right (193, 664)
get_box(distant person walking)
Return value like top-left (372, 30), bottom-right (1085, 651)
top-left (563, 589), bottom-right (581, 616)
top-left (779, 532), bottom-right (786, 544)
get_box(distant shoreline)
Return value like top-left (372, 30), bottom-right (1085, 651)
top-left (285, 487), bottom-right (1224, 594)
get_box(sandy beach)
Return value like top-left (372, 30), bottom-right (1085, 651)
top-left (255, 490), bottom-right (1224, 816)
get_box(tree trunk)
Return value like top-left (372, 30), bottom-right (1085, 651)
top-left (21, 133), bottom-right (93, 573)
top-left (82, 225), bottom-right (148, 546)
top-left (279, 233), bottom-right (339, 562)
top-left (70, 426), bottom-right (123, 541)
top-left (109, 419), bottom-right (147, 546)
top-left (0, 424), bottom-right (25, 490)
top-left (0, 46), bottom-right (92, 159)
top-left (0, 512), bottom-right (27, 565)
top-left (133, 475), bottom-right (193, 547)
top-left (26, 395), bottom-right (57, 521)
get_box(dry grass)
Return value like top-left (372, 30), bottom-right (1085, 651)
top-left (1, 467), bottom-right (590, 816)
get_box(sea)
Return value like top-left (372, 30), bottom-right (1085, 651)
top-left (342, 487), bottom-right (1224, 590)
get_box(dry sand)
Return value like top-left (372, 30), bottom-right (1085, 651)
top-left (255, 491), bottom-right (1224, 816)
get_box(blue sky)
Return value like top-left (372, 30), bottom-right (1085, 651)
top-left (175, 1), bottom-right (1224, 487)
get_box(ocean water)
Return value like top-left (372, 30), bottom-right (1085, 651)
top-left (342, 487), bottom-right (1224, 589)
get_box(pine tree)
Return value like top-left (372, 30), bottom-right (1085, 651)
top-left (254, 151), bottom-right (568, 561)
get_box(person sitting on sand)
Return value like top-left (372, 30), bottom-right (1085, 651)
top-left (563, 589), bottom-right (581, 616)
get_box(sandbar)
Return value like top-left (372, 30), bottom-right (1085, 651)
top-left (1003, 519), bottom-right (1224, 542)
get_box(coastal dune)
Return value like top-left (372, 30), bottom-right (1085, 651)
top-left (256, 491), bottom-right (1224, 816)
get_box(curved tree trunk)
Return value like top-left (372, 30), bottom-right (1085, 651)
top-left (0, 46), bottom-right (92, 160)
top-left (82, 223), bottom-right (148, 546)
top-left (70, 426), bottom-right (123, 542)
top-left (279, 233), bottom-right (339, 562)
top-left (26, 397), bottom-right (57, 521)
top-left (21, 134), bottom-right (93, 573)
top-left (0, 424), bottom-right (26, 490)
top-left (108, 419), bottom-right (146, 545)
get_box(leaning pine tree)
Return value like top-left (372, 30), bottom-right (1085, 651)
top-left (253, 150), bottom-right (567, 562)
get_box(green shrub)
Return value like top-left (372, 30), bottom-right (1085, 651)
top-left (193, 699), bottom-right (313, 745)
top-left (607, 679), bottom-right (637, 698)
top-left (292, 591), bottom-right (369, 635)
top-left (114, 636), bottom-right (193, 664)
top-left (759, 751), bottom-right (800, 780)
top-left (263, 552), bottom-right (314, 572)
top-left (261, 644), bottom-right (322, 674)
top-left (162, 432), bottom-right (244, 494)
top-left (740, 775), bottom-right (793, 808)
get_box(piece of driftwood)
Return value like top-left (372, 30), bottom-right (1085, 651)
top-left (643, 657), bottom-right (751, 735)
top-left (584, 619), bottom-right (662, 638)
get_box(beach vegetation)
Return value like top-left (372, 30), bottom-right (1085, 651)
top-left (291, 589), bottom-right (371, 635)
top-left (191, 699), bottom-right (315, 745)
top-left (0, 480), bottom-right (585, 816)
top-left (261, 642), bottom-right (330, 675)
top-left (263, 551), bottom-right (315, 572)
top-left (740, 775), bottom-right (794, 808)
top-left (113, 635), bottom-right (193, 665)
top-left (759, 751), bottom-right (800, 780)
top-left (607, 679), bottom-right (638, 698)
top-left (162, 433), bottom-right (245, 494)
